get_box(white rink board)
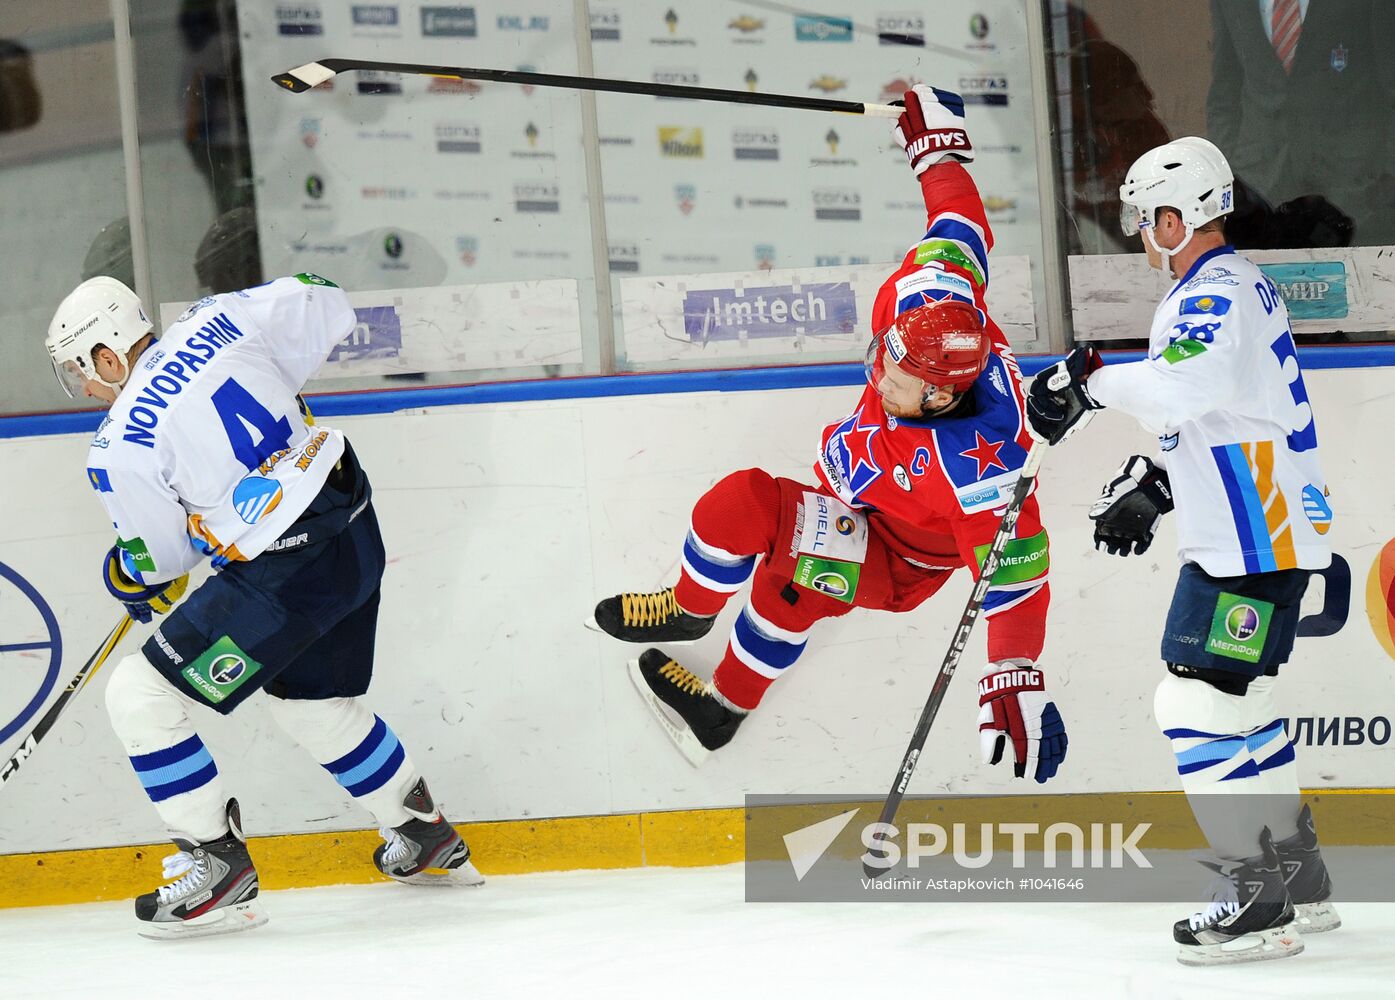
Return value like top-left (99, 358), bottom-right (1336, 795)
top-left (0, 368), bottom-right (1392, 854)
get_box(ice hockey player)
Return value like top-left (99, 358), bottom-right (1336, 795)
top-left (1024, 136), bottom-right (1338, 966)
top-left (588, 86), bottom-right (1067, 781)
top-left (45, 273), bottom-right (482, 939)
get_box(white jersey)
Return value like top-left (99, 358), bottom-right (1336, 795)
top-left (87, 274), bottom-right (355, 583)
top-left (1088, 247), bottom-right (1332, 577)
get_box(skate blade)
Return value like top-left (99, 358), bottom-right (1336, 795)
top-left (389, 859), bottom-right (486, 887)
top-left (1176, 924), bottom-right (1304, 966)
top-left (137, 899), bottom-right (269, 941)
top-left (1294, 901), bottom-right (1341, 933)
top-left (626, 658), bottom-right (710, 768)
top-left (584, 616), bottom-right (703, 646)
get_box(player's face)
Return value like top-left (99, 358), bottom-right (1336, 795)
top-left (876, 357), bottom-right (956, 418)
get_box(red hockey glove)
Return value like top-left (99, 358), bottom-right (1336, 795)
top-left (891, 84), bottom-right (973, 175)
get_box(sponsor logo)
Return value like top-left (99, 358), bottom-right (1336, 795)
top-left (755, 244), bottom-right (776, 271)
top-left (427, 76), bottom-right (482, 95)
top-left (796, 15), bottom-right (853, 42)
top-left (733, 127), bottom-right (779, 160)
top-left (1206, 593), bottom-right (1274, 663)
top-left (609, 243), bottom-right (640, 273)
top-left (658, 126), bottom-right (703, 157)
top-left (684, 282), bottom-right (856, 342)
top-left (497, 14), bottom-right (548, 30)
top-left (299, 116), bottom-right (321, 148)
top-left (514, 181), bottom-right (560, 213)
top-left (809, 75), bottom-right (848, 93)
top-left (153, 629), bottom-right (183, 666)
top-left (435, 122), bottom-right (481, 153)
top-left (351, 4), bottom-right (399, 27)
top-left (356, 71), bottom-right (402, 95)
top-left (653, 68), bottom-right (700, 97)
top-left (744, 68), bottom-right (759, 92)
top-left (383, 232), bottom-right (403, 259)
top-left (432, 188), bottom-right (490, 201)
top-left (355, 127), bottom-right (412, 142)
top-left (590, 7), bottom-right (620, 40)
top-left (984, 195), bottom-right (1017, 221)
top-left (600, 134), bottom-right (634, 146)
top-left (653, 7), bottom-right (695, 46)
top-left (360, 185), bottom-right (413, 200)
top-left (511, 121), bottom-right (554, 160)
top-left (733, 195), bottom-right (789, 209)
top-left (1258, 262), bottom-right (1349, 320)
top-left (605, 192), bottom-right (640, 205)
top-left (232, 475), bottom-right (284, 524)
top-left (893, 465), bottom-right (912, 491)
top-left (811, 128), bottom-right (857, 167)
top-left (813, 188), bottom-right (861, 221)
top-left (1226, 604), bottom-right (1260, 642)
top-left (959, 75), bottom-right (1009, 106)
top-left (675, 183), bottom-right (696, 215)
top-left (181, 637), bottom-right (262, 705)
top-left (329, 306), bottom-right (403, 363)
top-left (266, 532), bottom-right (310, 552)
top-left (420, 6), bottom-right (476, 37)
top-left (515, 63), bottom-right (539, 97)
top-left (958, 484), bottom-right (1002, 511)
top-left (967, 12), bottom-right (995, 50)
top-left (304, 173), bottom-right (326, 202)
top-left (880, 76), bottom-right (922, 104)
top-left (877, 12), bottom-right (925, 46)
top-left (456, 235), bottom-right (478, 266)
top-left (276, 3), bottom-right (322, 36)
top-left (1302, 485), bottom-right (1333, 535)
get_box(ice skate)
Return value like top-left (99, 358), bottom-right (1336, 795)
top-left (135, 798), bottom-right (267, 940)
top-left (628, 648), bottom-right (744, 767)
top-left (375, 778), bottom-right (484, 886)
top-left (1277, 803), bottom-right (1341, 933)
top-left (1174, 829), bottom-right (1303, 966)
top-left (588, 588), bottom-right (715, 644)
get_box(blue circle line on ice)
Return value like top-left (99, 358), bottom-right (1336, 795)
top-left (0, 561), bottom-right (64, 745)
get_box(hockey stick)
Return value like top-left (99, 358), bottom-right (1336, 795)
top-left (863, 440), bottom-right (1046, 877)
top-left (271, 59), bottom-right (902, 118)
top-left (0, 614), bottom-right (133, 787)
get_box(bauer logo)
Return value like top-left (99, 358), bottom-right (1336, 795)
top-left (795, 15), bottom-right (853, 41)
top-left (658, 126), bottom-right (704, 157)
top-left (959, 76), bottom-right (1010, 106)
top-left (813, 188), bottom-right (861, 221)
top-left (514, 182), bottom-right (560, 213)
top-left (420, 6), bottom-right (476, 36)
top-left (877, 12), bottom-right (925, 45)
top-left (351, 5), bottom-right (398, 27)
top-left (733, 127), bottom-right (779, 161)
top-left (590, 7), bottom-right (620, 40)
top-left (435, 122), bottom-right (481, 153)
top-left (276, 3), bottom-right (323, 35)
top-left (683, 282), bottom-right (856, 342)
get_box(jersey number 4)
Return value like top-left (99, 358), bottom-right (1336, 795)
top-left (211, 379), bottom-right (293, 470)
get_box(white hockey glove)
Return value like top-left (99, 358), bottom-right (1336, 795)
top-left (977, 659), bottom-right (1067, 784)
top-left (891, 84), bottom-right (973, 175)
top-left (1089, 455), bottom-right (1174, 556)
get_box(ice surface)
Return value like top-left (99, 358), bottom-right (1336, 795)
top-left (1, 864), bottom-right (1392, 999)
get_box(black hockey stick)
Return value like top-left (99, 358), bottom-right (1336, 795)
top-left (1, 614), bottom-right (133, 787)
top-left (863, 441), bottom-right (1046, 877)
top-left (271, 59), bottom-right (902, 118)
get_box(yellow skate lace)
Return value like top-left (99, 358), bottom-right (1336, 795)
top-left (621, 589), bottom-right (682, 628)
top-left (657, 658), bottom-right (706, 696)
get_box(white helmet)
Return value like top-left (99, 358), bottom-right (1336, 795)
top-left (1119, 136), bottom-right (1234, 247)
top-left (45, 276), bottom-right (153, 398)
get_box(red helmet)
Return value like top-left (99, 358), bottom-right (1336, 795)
top-left (865, 299), bottom-right (989, 397)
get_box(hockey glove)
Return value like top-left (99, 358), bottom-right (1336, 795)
top-left (102, 545), bottom-right (189, 624)
top-left (1089, 455), bottom-right (1174, 556)
top-left (977, 659), bottom-right (1067, 783)
top-left (891, 84), bottom-right (973, 175)
top-left (1025, 346), bottom-right (1104, 446)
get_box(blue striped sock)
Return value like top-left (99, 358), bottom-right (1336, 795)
top-left (129, 733), bottom-right (219, 804)
top-left (322, 715), bottom-right (407, 799)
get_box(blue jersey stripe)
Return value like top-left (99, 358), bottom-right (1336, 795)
top-left (1211, 445), bottom-right (1264, 574)
top-left (1225, 445), bottom-right (1278, 573)
top-left (923, 219), bottom-right (988, 283)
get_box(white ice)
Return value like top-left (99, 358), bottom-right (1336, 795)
top-left (2, 864), bottom-right (1392, 1000)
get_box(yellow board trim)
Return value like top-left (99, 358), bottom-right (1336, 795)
top-left (0, 792), bottom-right (1389, 910)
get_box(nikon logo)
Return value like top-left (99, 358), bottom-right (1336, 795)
top-left (658, 126), bottom-right (703, 157)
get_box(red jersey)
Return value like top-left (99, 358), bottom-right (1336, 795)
top-left (814, 163), bottom-right (1050, 635)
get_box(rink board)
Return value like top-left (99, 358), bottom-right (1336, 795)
top-left (0, 364), bottom-right (1392, 900)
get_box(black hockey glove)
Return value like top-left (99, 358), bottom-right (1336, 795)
top-left (1025, 347), bottom-right (1104, 446)
top-left (1088, 456), bottom-right (1174, 556)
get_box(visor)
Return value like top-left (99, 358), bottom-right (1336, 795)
top-left (50, 358), bottom-right (90, 399)
top-left (1119, 201), bottom-right (1146, 237)
top-left (864, 329), bottom-right (943, 404)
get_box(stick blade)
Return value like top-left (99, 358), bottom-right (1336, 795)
top-left (272, 62), bottom-right (337, 94)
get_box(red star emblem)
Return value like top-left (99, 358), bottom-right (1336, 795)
top-left (959, 431), bottom-right (1007, 477)
top-left (842, 410), bottom-right (880, 482)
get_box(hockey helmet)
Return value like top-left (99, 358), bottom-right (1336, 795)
top-left (1119, 136), bottom-right (1234, 238)
top-left (865, 298), bottom-right (988, 405)
top-left (45, 276), bottom-right (153, 397)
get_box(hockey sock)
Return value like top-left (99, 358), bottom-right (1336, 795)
top-left (674, 469), bottom-right (780, 616)
top-left (267, 696), bottom-right (420, 827)
top-left (984, 581), bottom-right (1049, 662)
top-left (105, 653), bottom-right (229, 843)
top-left (711, 601), bottom-right (811, 711)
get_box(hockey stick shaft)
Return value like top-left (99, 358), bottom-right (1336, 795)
top-left (0, 614), bottom-right (133, 787)
top-left (272, 59), bottom-right (903, 118)
top-left (863, 441), bottom-right (1046, 875)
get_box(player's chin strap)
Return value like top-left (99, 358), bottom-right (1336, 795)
top-left (1143, 222), bottom-right (1197, 278)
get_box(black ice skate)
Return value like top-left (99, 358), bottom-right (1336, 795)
top-left (1174, 829), bottom-right (1303, 966)
top-left (629, 648), bottom-right (744, 767)
top-left (1277, 803), bottom-right (1341, 933)
top-left (588, 588), bottom-right (715, 644)
top-left (375, 778), bottom-right (485, 887)
top-left (134, 798), bottom-right (267, 940)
